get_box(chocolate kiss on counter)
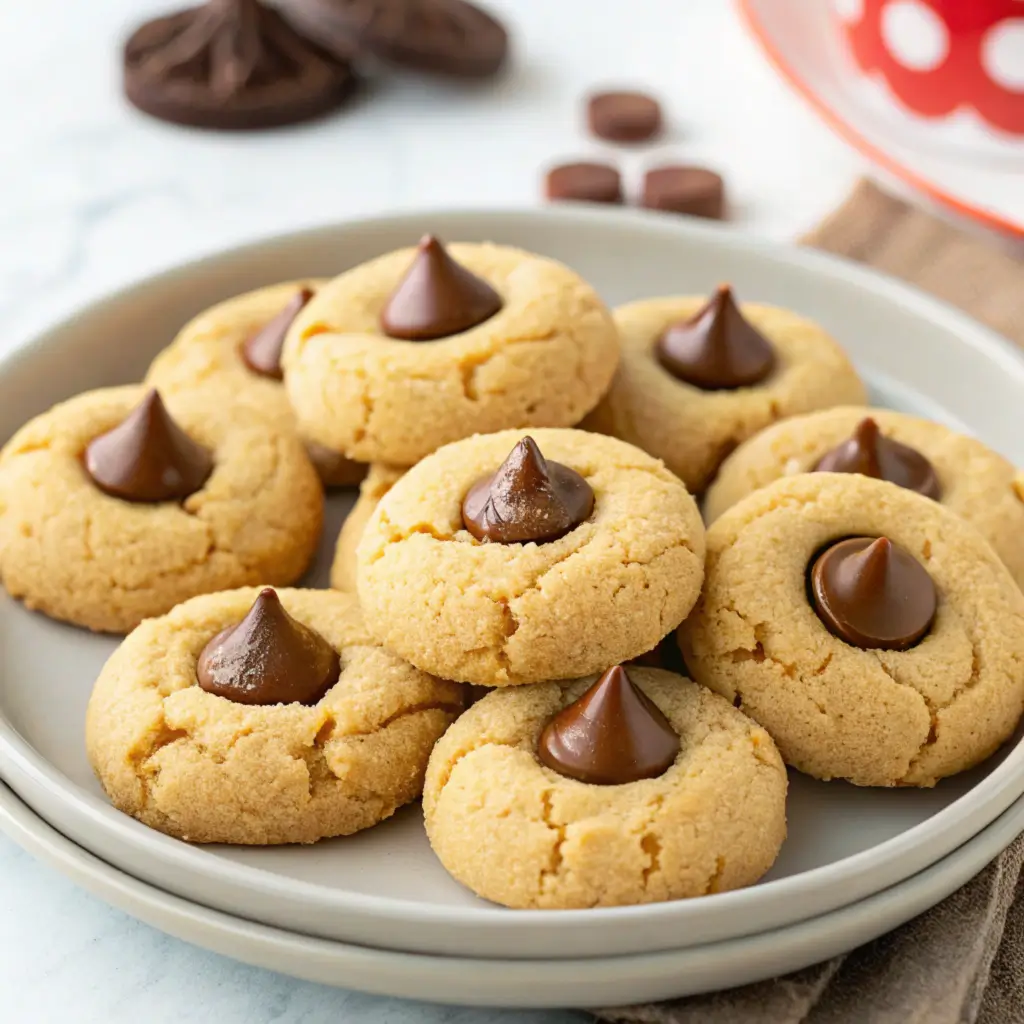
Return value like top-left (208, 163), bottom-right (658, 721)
top-left (810, 537), bottom-right (937, 651)
top-left (84, 390), bottom-right (213, 503)
top-left (197, 588), bottom-right (340, 705)
top-left (242, 287), bottom-right (315, 380)
top-left (537, 666), bottom-right (680, 785)
top-left (380, 235), bottom-right (503, 341)
top-left (462, 436), bottom-right (594, 544)
top-left (814, 417), bottom-right (941, 500)
top-left (656, 285), bottom-right (775, 390)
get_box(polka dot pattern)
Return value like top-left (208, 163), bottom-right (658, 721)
top-left (835, 0), bottom-right (1024, 135)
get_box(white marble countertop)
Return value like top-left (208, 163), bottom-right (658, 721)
top-left (0, 0), bottom-right (866, 1020)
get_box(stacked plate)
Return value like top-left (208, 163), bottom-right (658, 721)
top-left (2, 209), bottom-right (1023, 1008)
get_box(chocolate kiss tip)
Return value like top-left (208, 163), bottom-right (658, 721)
top-left (85, 389), bottom-right (213, 503)
top-left (536, 665), bottom-right (680, 786)
top-left (462, 435), bottom-right (594, 544)
top-left (196, 588), bottom-right (340, 706)
top-left (380, 235), bottom-right (502, 342)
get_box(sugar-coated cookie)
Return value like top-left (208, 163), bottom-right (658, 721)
top-left (357, 428), bottom-right (705, 687)
top-left (705, 406), bottom-right (1024, 588)
top-left (0, 386), bottom-right (323, 632)
top-left (146, 280), bottom-right (365, 488)
top-left (585, 287), bottom-right (866, 492)
top-left (331, 463), bottom-right (406, 592)
top-left (282, 237), bottom-right (620, 466)
top-left (86, 587), bottom-right (464, 844)
top-left (423, 666), bottom-right (787, 909)
top-left (680, 473), bottom-right (1024, 787)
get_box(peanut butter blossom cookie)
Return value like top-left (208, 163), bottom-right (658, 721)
top-left (86, 587), bottom-right (464, 844)
top-left (0, 386), bottom-right (322, 632)
top-left (146, 281), bottom-right (365, 488)
top-left (356, 428), bottom-right (705, 687)
top-left (423, 665), bottom-right (787, 908)
top-left (585, 286), bottom-right (866, 492)
top-left (704, 407), bottom-right (1024, 588)
top-left (680, 473), bottom-right (1024, 787)
top-left (282, 237), bottom-right (620, 466)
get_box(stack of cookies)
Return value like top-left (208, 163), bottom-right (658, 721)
top-left (2, 232), bottom-right (1023, 913)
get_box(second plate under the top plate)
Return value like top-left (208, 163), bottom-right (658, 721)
top-left (1, 207), bottom-right (1024, 961)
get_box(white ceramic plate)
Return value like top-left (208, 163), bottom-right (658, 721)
top-left (1, 208), bottom-right (1023, 962)
top-left (3, 778), bottom-right (1024, 1008)
top-left (738, 0), bottom-right (1024, 237)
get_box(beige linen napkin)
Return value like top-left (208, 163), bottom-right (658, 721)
top-left (595, 180), bottom-right (1024, 1024)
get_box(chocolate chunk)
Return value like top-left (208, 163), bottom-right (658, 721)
top-left (85, 390), bottom-right (213, 503)
top-left (242, 287), bottom-right (315, 380)
top-left (537, 666), bottom-right (680, 785)
top-left (123, 0), bottom-right (358, 131)
top-left (642, 165), bottom-right (725, 220)
top-left (280, 0), bottom-right (509, 78)
top-left (380, 235), bottom-right (503, 341)
top-left (810, 537), bottom-right (937, 651)
top-left (462, 436), bottom-right (594, 544)
top-left (656, 285), bottom-right (775, 390)
top-left (814, 417), bottom-right (941, 501)
top-left (544, 162), bottom-right (624, 205)
top-left (197, 588), bottom-right (341, 705)
top-left (630, 634), bottom-right (687, 675)
top-left (587, 91), bottom-right (663, 143)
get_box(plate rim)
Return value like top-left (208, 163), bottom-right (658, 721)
top-left (2, 204), bottom-right (1024, 949)
top-left (2, 777), bottom-right (1022, 1007)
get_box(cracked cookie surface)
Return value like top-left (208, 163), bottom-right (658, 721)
top-left (145, 280), bottom-right (365, 488)
top-left (281, 243), bottom-right (620, 466)
top-left (357, 429), bottom-right (706, 687)
top-left (331, 463), bottom-right (406, 592)
top-left (583, 298), bottom-right (866, 493)
top-left (704, 406), bottom-right (1024, 589)
top-left (680, 473), bottom-right (1024, 787)
top-left (0, 386), bottom-right (323, 633)
top-left (422, 668), bottom-right (787, 909)
top-left (85, 587), bottom-right (464, 844)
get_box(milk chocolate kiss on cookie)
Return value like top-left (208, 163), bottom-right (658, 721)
top-left (656, 285), bottom-right (775, 390)
top-left (537, 666), bottom-right (680, 785)
top-left (462, 436), bottom-right (594, 544)
top-left (85, 390), bottom-right (213, 502)
top-left (242, 287), bottom-right (315, 380)
top-left (380, 236), bottom-right (503, 341)
top-left (810, 537), bottom-right (937, 651)
top-left (814, 417), bottom-right (941, 501)
top-left (197, 589), bottom-right (340, 705)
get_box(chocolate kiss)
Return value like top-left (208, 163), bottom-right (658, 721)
top-left (461, 436), bottom-right (594, 544)
top-left (197, 588), bottom-right (340, 706)
top-left (810, 537), bottom-right (937, 651)
top-left (242, 287), bottom-right (314, 380)
top-left (814, 417), bottom-right (941, 500)
top-left (537, 666), bottom-right (680, 785)
top-left (85, 389), bottom-right (213, 503)
top-left (656, 285), bottom-right (775, 390)
top-left (379, 235), bottom-right (503, 341)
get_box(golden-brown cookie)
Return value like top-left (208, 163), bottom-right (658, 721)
top-left (331, 463), bottom-right (406, 592)
top-left (357, 428), bottom-right (705, 686)
top-left (282, 241), bottom-right (620, 466)
top-left (145, 281), bottom-right (365, 488)
top-left (704, 406), bottom-right (1024, 588)
top-left (680, 473), bottom-right (1024, 787)
top-left (86, 587), bottom-right (464, 845)
top-left (423, 667), bottom-right (787, 909)
top-left (0, 386), bottom-right (323, 633)
top-left (585, 291), bottom-right (866, 492)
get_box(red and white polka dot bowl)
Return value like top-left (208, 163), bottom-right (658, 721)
top-left (833, 0), bottom-right (1024, 141)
